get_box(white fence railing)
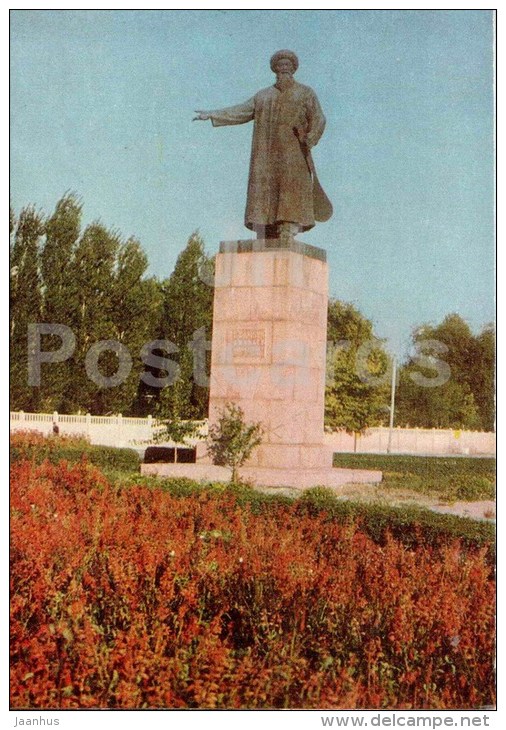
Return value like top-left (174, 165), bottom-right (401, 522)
top-left (10, 411), bottom-right (155, 449)
top-left (324, 426), bottom-right (495, 456)
top-left (10, 412), bottom-right (495, 456)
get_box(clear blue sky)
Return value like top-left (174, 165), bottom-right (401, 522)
top-left (10, 9), bottom-right (495, 356)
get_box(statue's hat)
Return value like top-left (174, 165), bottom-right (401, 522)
top-left (270, 50), bottom-right (299, 72)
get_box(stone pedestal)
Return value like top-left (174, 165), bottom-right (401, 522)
top-left (207, 239), bottom-right (330, 471)
top-left (199, 239), bottom-right (381, 488)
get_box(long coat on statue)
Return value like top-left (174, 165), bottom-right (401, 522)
top-left (209, 80), bottom-right (326, 232)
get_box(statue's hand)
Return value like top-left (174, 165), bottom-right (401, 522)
top-left (193, 110), bottom-right (211, 121)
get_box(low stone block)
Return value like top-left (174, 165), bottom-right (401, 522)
top-left (299, 445), bottom-right (333, 469)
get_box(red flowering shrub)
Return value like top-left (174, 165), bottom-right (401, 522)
top-left (11, 429), bottom-right (90, 449)
top-left (10, 430), bottom-right (139, 473)
top-left (10, 459), bottom-right (495, 709)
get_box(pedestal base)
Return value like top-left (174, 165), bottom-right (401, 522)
top-left (232, 465), bottom-right (382, 489)
top-left (140, 461), bottom-right (382, 490)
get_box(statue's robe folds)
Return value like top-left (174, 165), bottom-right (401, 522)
top-left (209, 81), bottom-right (326, 232)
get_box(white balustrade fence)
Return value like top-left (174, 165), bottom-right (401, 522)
top-left (10, 411), bottom-right (155, 449)
top-left (10, 412), bottom-right (495, 456)
top-left (324, 426), bottom-right (495, 456)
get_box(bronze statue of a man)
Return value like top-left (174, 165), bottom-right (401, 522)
top-left (194, 50), bottom-right (332, 242)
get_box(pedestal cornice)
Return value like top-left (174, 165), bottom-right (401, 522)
top-left (219, 238), bottom-right (327, 263)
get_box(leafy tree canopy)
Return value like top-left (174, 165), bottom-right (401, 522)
top-left (325, 300), bottom-right (391, 434)
top-left (395, 314), bottom-right (494, 430)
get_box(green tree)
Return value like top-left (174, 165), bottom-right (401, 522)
top-left (10, 206), bottom-right (45, 410)
top-left (395, 366), bottom-right (482, 430)
top-left (10, 205), bottom-right (16, 240)
top-left (65, 227), bottom-right (165, 416)
top-left (38, 193), bottom-right (83, 411)
top-left (100, 238), bottom-right (163, 415)
top-left (473, 325), bottom-right (495, 431)
top-left (64, 222), bottom-right (120, 413)
top-left (155, 347), bottom-right (197, 433)
top-left (325, 300), bottom-right (391, 435)
top-left (9, 204), bottom-right (16, 325)
top-left (395, 314), bottom-right (490, 430)
top-left (207, 403), bottom-right (263, 483)
top-left (156, 232), bottom-right (214, 422)
top-left (423, 315), bottom-right (476, 388)
top-left (10, 197), bottom-right (166, 417)
top-left (42, 193), bottom-right (82, 322)
top-left (154, 373), bottom-right (204, 446)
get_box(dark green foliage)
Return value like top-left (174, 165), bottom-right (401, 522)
top-left (440, 475), bottom-right (495, 502)
top-left (83, 446), bottom-right (140, 472)
top-left (10, 205), bottom-right (16, 236)
top-left (66, 445), bottom-right (139, 472)
top-left (10, 206), bottom-right (45, 411)
top-left (396, 314), bottom-right (495, 430)
top-left (11, 195), bottom-right (494, 438)
top-left (99, 238), bottom-right (163, 415)
top-left (161, 232), bottom-right (214, 347)
top-left (41, 192), bottom-right (82, 322)
top-left (325, 300), bottom-right (391, 434)
top-left (10, 441), bottom-right (140, 473)
top-left (332, 453), bottom-right (495, 501)
top-left (332, 452), bottom-right (495, 477)
top-left (155, 232), bottom-right (214, 424)
top-left (64, 222), bottom-right (121, 412)
top-left (295, 499), bottom-right (495, 562)
top-left (117, 475), bottom-right (217, 498)
top-left (299, 486), bottom-right (339, 510)
top-left (10, 196), bottom-right (165, 416)
top-left (10, 434), bottom-right (495, 562)
top-left (472, 325), bottom-right (495, 432)
top-left (154, 413), bottom-right (203, 446)
top-left (39, 193), bottom-right (83, 411)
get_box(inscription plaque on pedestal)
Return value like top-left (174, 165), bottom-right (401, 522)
top-left (227, 326), bottom-right (267, 363)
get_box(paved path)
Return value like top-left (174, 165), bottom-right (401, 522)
top-left (429, 500), bottom-right (495, 521)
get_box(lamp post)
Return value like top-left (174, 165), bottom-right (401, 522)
top-left (387, 357), bottom-right (397, 454)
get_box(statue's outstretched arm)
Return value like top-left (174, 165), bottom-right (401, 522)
top-left (192, 98), bottom-right (255, 127)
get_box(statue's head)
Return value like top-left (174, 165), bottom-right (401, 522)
top-left (270, 50), bottom-right (299, 76)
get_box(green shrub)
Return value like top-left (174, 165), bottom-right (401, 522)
top-left (119, 475), bottom-right (222, 497)
top-left (441, 475), bottom-right (495, 502)
top-left (332, 453), bottom-right (496, 501)
top-left (207, 403), bottom-right (263, 483)
top-left (156, 476), bottom-right (208, 497)
top-left (10, 434), bottom-right (140, 474)
top-left (81, 445), bottom-right (140, 472)
top-left (333, 453), bottom-right (495, 478)
top-left (136, 475), bottom-right (294, 513)
top-left (299, 486), bottom-right (338, 513)
top-left (11, 433), bottom-right (494, 569)
top-left (293, 497), bottom-right (495, 561)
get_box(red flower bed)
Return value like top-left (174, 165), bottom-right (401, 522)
top-left (10, 459), bottom-right (495, 709)
top-left (10, 429), bottom-right (90, 450)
